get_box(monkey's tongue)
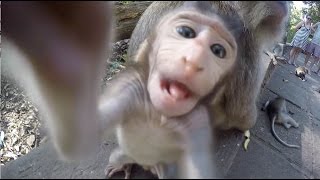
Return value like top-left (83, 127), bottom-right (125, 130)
top-left (168, 81), bottom-right (190, 100)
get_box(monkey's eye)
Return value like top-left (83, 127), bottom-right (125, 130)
top-left (210, 44), bottom-right (226, 58)
top-left (176, 26), bottom-right (196, 39)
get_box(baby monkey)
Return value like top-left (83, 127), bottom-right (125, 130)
top-left (262, 97), bottom-right (300, 148)
top-left (100, 1), bottom-right (242, 179)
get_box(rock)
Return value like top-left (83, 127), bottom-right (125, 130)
top-left (3, 152), bottom-right (17, 159)
top-left (27, 135), bottom-right (35, 147)
top-left (14, 145), bottom-right (20, 152)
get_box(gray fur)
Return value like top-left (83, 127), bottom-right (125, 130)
top-left (128, 1), bottom-right (289, 132)
top-left (265, 97), bottom-right (300, 149)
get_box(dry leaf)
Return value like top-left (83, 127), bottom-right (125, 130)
top-left (244, 139), bottom-right (250, 151)
top-left (244, 130), bottom-right (250, 138)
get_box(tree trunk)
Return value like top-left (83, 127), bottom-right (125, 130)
top-left (113, 1), bottom-right (152, 41)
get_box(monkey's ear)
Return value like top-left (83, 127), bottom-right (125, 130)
top-left (239, 1), bottom-right (288, 46)
top-left (134, 39), bottom-right (150, 63)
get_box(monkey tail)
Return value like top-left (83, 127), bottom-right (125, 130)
top-left (271, 117), bottom-right (300, 149)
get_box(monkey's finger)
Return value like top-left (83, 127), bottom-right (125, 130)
top-left (105, 164), bottom-right (132, 179)
top-left (105, 165), bottom-right (121, 177)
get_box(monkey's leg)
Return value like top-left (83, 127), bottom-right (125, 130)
top-left (282, 114), bottom-right (299, 129)
top-left (271, 116), bottom-right (300, 148)
top-left (282, 122), bottom-right (292, 129)
top-left (105, 147), bottom-right (135, 179)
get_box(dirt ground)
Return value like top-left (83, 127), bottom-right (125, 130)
top-left (0, 39), bottom-right (129, 165)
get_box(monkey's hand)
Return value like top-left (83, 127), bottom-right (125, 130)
top-left (167, 105), bottom-right (217, 178)
top-left (99, 68), bottom-right (146, 138)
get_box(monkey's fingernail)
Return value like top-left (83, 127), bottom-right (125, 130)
top-left (244, 139), bottom-right (250, 151)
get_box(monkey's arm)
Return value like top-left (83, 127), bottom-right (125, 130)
top-left (2, 2), bottom-right (112, 160)
top-left (179, 129), bottom-right (216, 178)
top-left (99, 68), bottom-right (147, 136)
top-left (174, 105), bottom-right (217, 178)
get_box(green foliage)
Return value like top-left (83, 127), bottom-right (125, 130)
top-left (303, 1), bottom-right (320, 41)
top-left (287, 1), bottom-right (320, 43)
top-left (287, 2), bottom-right (304, 43)
top-left (303, 1), bottom-right (320, 23)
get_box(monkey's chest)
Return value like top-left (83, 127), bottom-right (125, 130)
top-left (116, 118), bottom-right (183, 166)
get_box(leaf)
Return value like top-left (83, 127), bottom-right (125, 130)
top-left (244, 139), bottom-right (250, 151)
top-left (244, 130), bottom-right (250, 139)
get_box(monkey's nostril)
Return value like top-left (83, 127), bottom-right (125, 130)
top-left (182, 57), bottom-right (187, 64)
top-left (190, 62), bottom-right (203, 70)
top-left (185, 63), bottom-right (203, 76)
top-left (197, 67), bottom-right (204, 72)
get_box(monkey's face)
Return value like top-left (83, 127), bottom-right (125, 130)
top-left (147, 11), bottom-right (238, 117)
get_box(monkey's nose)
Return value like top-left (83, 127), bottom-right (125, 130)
top-left (183, 58), bottom-right (203, 77)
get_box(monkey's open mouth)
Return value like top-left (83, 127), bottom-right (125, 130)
top-left (160, 80), bottom-right (191, 100)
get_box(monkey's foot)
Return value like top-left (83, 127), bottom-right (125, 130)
top-left (105, 164), bottom-right (132, 179)
top-left (243, 130), bottom-right (250, 151)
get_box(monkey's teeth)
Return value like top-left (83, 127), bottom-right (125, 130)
top-left (160, 80), bottom-right (190, 100)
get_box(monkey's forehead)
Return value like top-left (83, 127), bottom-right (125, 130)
top-left (159, 10), bottom-right (220, 24)
top-left (156, 11), bottom-right (238, 49)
